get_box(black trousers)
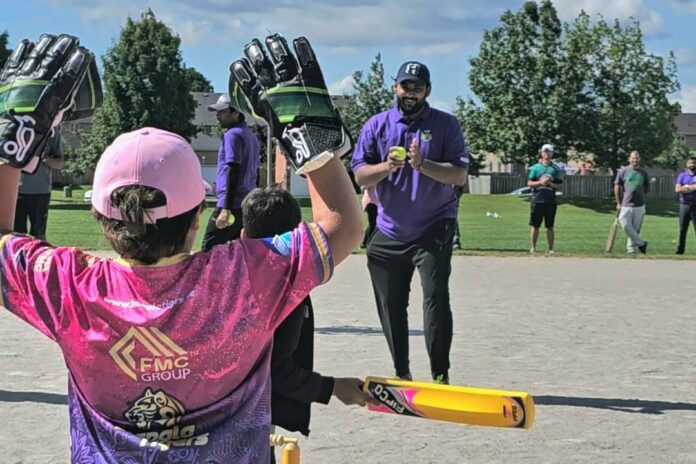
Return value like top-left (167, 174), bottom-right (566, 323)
top-left (201, 207), bottom-right (244, 252)
top-left (14, 193), bottom-right (51, 239)
top-left (677, 203), bottom-right (696, 253)
top-left (366, 218), bottom-right (455, 379)
top-left (362, 203), bottom-right (378, 248)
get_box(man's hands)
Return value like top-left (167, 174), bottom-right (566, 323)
top-left (332, 377), bottom-right (374, 407)
top-left (229, 34), bottom-right (353, 174)
top-left (0, 34), bottom-right (101, 172)
top-left (215, 209), bottom-right (235, 229)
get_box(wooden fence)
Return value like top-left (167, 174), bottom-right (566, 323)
top-left (467, 174), bottom-right (679, 199)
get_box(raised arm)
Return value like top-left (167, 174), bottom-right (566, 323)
top-left (229, 34), bottom-right (362, 265)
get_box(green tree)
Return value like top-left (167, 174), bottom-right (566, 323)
top-left (339, 53), bottom-right (393, 140)
top-left (69, 10), bottom-right (198, 175)
top-left (458, 2), bottom-right (680, 174)
top-left (457, 1), bottom-right (569, 166)
top-left (580, 18), bottom-right (680, 173)
top-left (0, 31), bottom-right (11, 67)
top-left (183, 66), bottom-right (213, 92)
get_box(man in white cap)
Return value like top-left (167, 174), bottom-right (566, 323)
top-left (527, 144), bottom-right (563, 254)
top-left (202, 93), bottom-right (261, 251)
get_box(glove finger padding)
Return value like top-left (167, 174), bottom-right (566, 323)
top-left (0, 34), bottom-right (101, 171)
top-left (229, 34), bottom-right (353, 174)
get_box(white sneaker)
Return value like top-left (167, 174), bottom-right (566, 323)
top-left (548, 250), bottom-right (554, 255)
top-left (530, 248), bottom-right (536, 254)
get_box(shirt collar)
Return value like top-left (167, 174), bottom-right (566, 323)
top-left (388, 103), bottom-right (432, 125)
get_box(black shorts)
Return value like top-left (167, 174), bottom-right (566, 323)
top-left (529, 203), bottom-right (557, 228)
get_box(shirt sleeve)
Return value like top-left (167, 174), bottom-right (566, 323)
top-left (223, 130), bottom-right (245, 165)
top-left (614, 168), bottom-right (624, 185)
top-left (528, 165), bottom-right (538, 181)
top-left (553, 166), bottom-right (564, 183)
top-left (442, 120), bottom-right (469, 168)
top-left (676, 173), bottom-right (687, 186)
top-left (351, 119), bottom-right (380, 172)
top-left (240, 222), bottom-right (333, 331)
top-left (0, 234), bottom-right (72, 341)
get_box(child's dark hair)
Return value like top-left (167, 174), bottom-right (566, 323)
top-left (93, 185), bottom-right (204, 264)
top-left (242, 186), bottom-right (302, 239)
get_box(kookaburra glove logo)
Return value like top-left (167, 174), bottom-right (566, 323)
top-left (228, 34), bottom-right (353, 174)
top-left (0, 33), bottom-right (102, 171)
top-left (3, 115), bottom-right (36, 163)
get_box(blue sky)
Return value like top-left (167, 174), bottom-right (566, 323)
top-left (2, 0), bottom-right (695, 112)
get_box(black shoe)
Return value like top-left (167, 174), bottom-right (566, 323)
top-left (638, 241), bottom-right (648, 254)
top-left (433, 374), bottom-right (449, 385)
top-left (675, 249), bottom-right (684, 255)
top-left (393, 372), bottom-right (413, 381)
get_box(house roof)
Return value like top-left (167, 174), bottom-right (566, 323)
top-left (675, 113), bottom-right (696, 135)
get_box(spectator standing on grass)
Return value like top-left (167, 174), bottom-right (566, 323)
top-left (13, 128), bottom-right (64, 241)
top-left (527, 144), bottom-right (563, 255)
top-left (614, 150), bottom-right (650, 254)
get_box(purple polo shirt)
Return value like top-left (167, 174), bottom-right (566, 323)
top-left (352, 104), bottom-right (469, 242)
top-left (215, 122), bottom-right (261, 209)
top-left (676, 171), bottom-right (696, 204)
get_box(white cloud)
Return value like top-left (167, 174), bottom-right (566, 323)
top-left (553, 0), bottom-right (665, 37)
top-left (668, 0), bottom-right (696, 13)
top-left (44, 0), bottom-right (508, 54)
top-left (675, 86), bottom-right (696, 112)
top-left (674, 48), bottom-right (696, 68)
top-left (329, 75), bottom-right (355, 95)
top-left (429, 98), bottom-right (454, 112)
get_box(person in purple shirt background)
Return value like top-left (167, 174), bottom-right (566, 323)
top-left (201, 93), bottom-right (261, 251)
top-left (351, 61), bottom-right (469, 384)
top-left (674, 156), bottom-right (696, 255)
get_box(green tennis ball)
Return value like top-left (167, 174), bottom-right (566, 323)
top-left (392, 146), bottom-right (407, 160)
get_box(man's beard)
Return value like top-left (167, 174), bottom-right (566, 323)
top-left (397, 96), bottom-right (426, 116)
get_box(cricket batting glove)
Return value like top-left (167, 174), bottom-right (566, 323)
top-left (229, 34), bottom-right (353, 174)
top-left (0, 34), bottom-right (102, 172)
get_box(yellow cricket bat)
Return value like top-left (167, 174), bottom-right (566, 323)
top-left (363, 376), bottom-right (535, 429)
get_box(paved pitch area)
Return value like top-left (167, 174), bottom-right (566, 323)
top-left (1, 254), bottom-right (695, 463)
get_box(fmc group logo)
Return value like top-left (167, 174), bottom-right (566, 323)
top-left (110, 327), bottom-right (191, 381)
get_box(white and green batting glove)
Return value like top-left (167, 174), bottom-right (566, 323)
top-left (229, 34), bottom-right (353, 174)
top-left (0, 34), bottom-right (102, 172)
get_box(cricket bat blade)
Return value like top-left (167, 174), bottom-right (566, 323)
top-left (605, 216), bottom-right (619, 253)
top-left (363, 376), bottom-right (535, 429)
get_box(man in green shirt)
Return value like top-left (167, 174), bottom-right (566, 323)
top-left (527, 144), bottom-right (563, 254)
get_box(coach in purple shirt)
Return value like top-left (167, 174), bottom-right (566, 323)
top-left (201, 93), bottom-right (260, 251)
top-left (675, 156), bottom-right (696, 255)
top-left (351, 61), bottom-right (469, 384)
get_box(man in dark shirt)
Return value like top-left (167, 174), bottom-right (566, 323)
top-left (14, 129), bottom-right (64, 241)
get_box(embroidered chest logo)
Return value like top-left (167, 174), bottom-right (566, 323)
top-left (420, 130), bottom-right (432, 142)
top-left (109, 327), bottom-right (190, 382)
top-left (125, 388), bottom-right (208, 451)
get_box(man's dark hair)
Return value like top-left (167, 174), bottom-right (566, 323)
top-left (242, 186), bottom-right (302, 239)
top-left (687, 156), bottom-right (696, 163)
top-left (93, 186), bottom-right (203, 264)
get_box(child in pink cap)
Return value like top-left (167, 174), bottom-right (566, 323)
top-left (0, 123), bottom-right (362, 463)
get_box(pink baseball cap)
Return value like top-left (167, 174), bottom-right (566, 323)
top-left (92, 127), bottom-right (209, 223)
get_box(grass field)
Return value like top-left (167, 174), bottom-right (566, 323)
top-left (44, 187), bottom-right (695, 258)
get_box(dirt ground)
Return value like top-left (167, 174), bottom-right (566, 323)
top-left (1, 254), bottom-right (695, 463)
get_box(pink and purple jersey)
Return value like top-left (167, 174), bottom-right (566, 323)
top-left (0, 222), bottom-right (332, 463)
